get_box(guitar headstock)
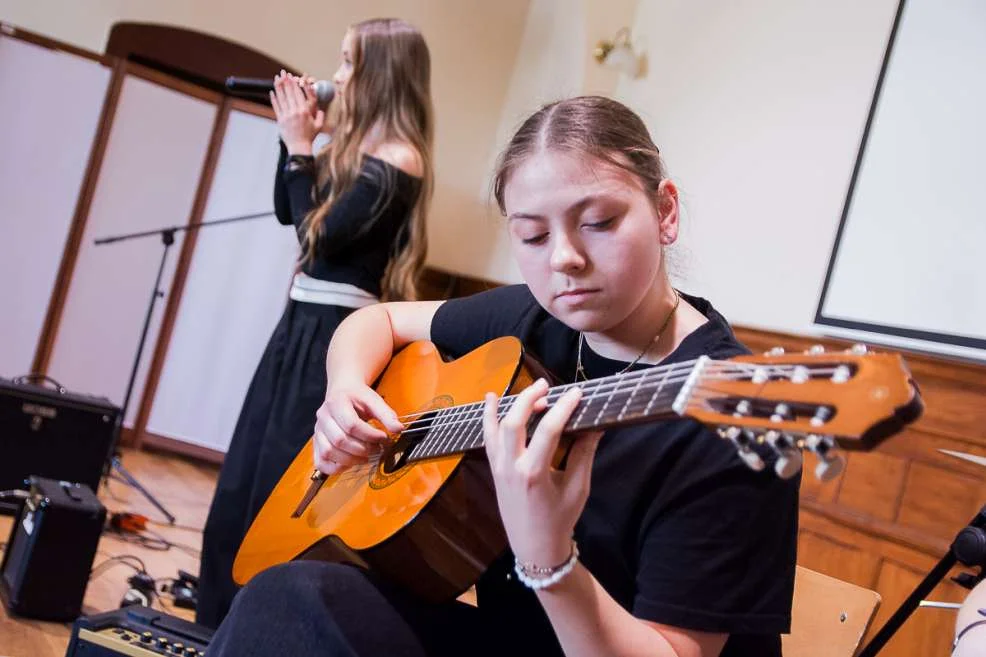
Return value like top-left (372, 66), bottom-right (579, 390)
top-left (680, 344), bottom-right (923, 482)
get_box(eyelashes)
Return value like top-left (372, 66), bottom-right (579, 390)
top-left (519, 217), bottom-right (616, 245)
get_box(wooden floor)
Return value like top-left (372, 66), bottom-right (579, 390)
top-left (0, 447), bottom-right (219, 657)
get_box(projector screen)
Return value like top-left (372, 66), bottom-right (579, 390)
top-left (815, 0), bottom-right (986, 363)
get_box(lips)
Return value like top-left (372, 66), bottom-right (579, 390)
top-left (555, 288), bottom-right (600, 303)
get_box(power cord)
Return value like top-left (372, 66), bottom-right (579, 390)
top-left (105, 511), bottom-right (201, 557)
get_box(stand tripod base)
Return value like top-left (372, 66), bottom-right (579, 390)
top-left (110, 455), bottom-right (176, 525)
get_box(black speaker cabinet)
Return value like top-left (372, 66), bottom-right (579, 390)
top-left (0, 476), bottom-right (106, 621)
top-left (0, 376), bottom-right (119, 513)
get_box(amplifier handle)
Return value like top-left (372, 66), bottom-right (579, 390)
top-left (13, 374), bottom-right (67, 394)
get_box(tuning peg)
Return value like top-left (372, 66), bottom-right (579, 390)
top-left (805, 434), bottom-right (846, 482)
top-left (814, 454), bottom-right (846, 481)
top-left (774, 451), bottom-right (803, 479)
top-left (764, 347), bottom-right (785, 356)
top-left (791, 366), bottom-right (810, 384)
top-left (764, 430), bottom-right (803, 479)
top-left (848, 343), bottom-right (868, 355)
top-left (810, 407), bottom-right (832, 428)
top-left (832, 365), bottom-right (851, 384)
top-left (806, 344), bottom-right (825, 355)
top-left (719, 426), bottom-right (765, 472)
top-left (738, 447), bottom-right (767, 472)
top-left (770, 403), bottom-right (791, 423)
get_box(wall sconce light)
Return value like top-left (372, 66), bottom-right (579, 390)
top-left (593, 28), bottom-right (641, 78)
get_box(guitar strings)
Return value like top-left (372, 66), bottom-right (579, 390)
top-left (328, 362), bottom-right (841, 483)
top-left (395, 362), bottom-right (841, 439)
top-left (389, 360), bottom-right (841, 429)
top-left (325, 383), bottom-right (769, 486)
top-left (326, 364), bottom-right (839, 485)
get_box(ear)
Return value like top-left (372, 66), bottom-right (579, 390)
top-left (655, 179), bottom-right (679, 245)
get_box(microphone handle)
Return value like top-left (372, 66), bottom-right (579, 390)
top-left (225, 76), bottom-right (274, 93)
top-left (225, 76), bottom-right (333, 107)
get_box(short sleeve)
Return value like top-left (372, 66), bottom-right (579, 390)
top-left (430, 285), bottom-right (543, 358)
top-left (631, 424), bottom-right (799, 635)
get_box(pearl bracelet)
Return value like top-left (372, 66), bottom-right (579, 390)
top-left (513, 540), bottom-right (580, 590)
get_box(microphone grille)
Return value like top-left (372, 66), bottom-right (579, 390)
top-left (314, 80), bottom-right (335, 107)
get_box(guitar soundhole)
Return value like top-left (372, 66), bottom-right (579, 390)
top-left (379, 408), bottom-right (441, 475)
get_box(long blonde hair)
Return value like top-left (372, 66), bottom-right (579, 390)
top-left (303, 18), bottom-right (434, 301)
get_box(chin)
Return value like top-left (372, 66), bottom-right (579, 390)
top-left (546, 304), bottom-right (613, 334)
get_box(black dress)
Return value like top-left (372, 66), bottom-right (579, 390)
top-left (196, 142), bottom-right (421, 629)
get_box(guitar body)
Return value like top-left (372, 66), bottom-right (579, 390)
top-left (233, 336), bottom-right (534, 602)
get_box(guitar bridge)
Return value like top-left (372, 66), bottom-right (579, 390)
top-left (291, 470), bottom-right (327, 518)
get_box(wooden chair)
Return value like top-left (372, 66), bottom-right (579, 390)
top-left (782, 566), bottom-right (882, 657)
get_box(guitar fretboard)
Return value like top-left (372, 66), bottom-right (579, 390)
top-left (406, 358), bottom-right (705, 462)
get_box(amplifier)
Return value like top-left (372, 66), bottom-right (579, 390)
top-left (0, 476), bottom-right (105, 621)
top-left (0, 375), bottom-right (119, 513)
top-left (66, 605), bottom-right (213, 656)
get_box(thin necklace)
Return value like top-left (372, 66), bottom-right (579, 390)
top-left (575, 289), bottom-right (681, 382)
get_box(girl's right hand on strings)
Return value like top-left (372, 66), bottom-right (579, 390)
top-left (270, 70), bottom-right (325, 156)
top-left (313, 381), bottom-right (404, 475)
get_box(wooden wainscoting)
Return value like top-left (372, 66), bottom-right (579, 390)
top-left (734, 326), bottom-right (986, 657)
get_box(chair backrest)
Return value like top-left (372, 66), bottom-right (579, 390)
top-left (782, 565), bottom-right (882, 657)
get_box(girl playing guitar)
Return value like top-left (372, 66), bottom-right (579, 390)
top-left (209, 96), bottom-right (799, 657)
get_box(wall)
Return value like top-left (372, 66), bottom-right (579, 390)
top-left (0, 0), bottom-right (531, 281)
top-left (447, 0), bottom-right (641, 282)
top-left (614, 0), bottom-right (900, 335)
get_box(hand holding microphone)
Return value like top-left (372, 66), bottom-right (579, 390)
top-left (227, 71), bottom-right (335, 155)
top-left (272, 71), bottom-right (328, 155)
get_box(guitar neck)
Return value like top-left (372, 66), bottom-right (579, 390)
top-left (407, 359), bottom-right (702, 463)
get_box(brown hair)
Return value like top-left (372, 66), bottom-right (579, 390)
top-left (303, 18), bottom-right (434, 301)
top-left (493, 96), bottom-right (666, 214)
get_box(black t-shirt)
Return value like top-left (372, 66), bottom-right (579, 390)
top-left (273, 141), bottom-right (420, 297)
top-left (431, 284), bottom-right (799, 657)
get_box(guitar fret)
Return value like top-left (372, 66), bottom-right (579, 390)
top-left (643, 366), bottom-right (672, 416)
top-left (571, 380), bottom-right (600, 430)
top-left (617, 369), bottom-right (647, 421)
top-left (593, 382), bottom-right (618, 425)
top-left (449, 406), bottom-right (478, 454)
top-left (466, 405), bottom-right (484, 449)
top-left (434, 406), bottom-right (462, 456)
top-left (423, 408), bottom-right (453, 458)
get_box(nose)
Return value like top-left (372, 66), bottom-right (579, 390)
top-left (549, 231), bottom-right (586, 273)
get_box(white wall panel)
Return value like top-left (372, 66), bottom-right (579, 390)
top-left (47, 75), bottom-right (216, 425)
top-left (0, 36), bottom-right (110, 377)
top-left (146, 111), bottom-right (299, 451)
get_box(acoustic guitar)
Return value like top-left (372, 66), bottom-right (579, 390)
top-left (234, 337), bottom-right (922, 602)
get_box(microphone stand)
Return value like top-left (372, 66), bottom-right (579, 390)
top-left (857, 505), bottom-right (986, 656)
top-left (93, 211), bottom-right (274, 523)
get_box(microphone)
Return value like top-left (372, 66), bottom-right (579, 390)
top-left (225, 76), bottom-right (334, 108)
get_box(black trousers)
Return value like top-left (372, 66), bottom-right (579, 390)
top-left (196, 300), bottom-right (355, 629)
top-left (209, 562), bottom-right (524, 657)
